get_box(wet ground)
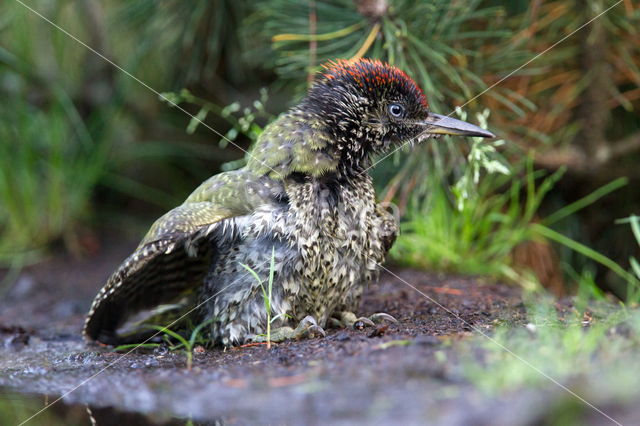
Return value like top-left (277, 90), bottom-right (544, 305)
top-left (1, 240), bottom-right (638, 425)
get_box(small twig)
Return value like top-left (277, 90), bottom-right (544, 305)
top-left (430, 287), bottom-right (463, 296)
top-left (533, 132), bottom-right (640, 172)
top-left (603, 132), bottom-right (640, 163)
top-left (351, 22), bottom-right (380, 59)
top-left (623, 0), bottom-right (634, 16)
top-left (272, 22), bottom-right (363, 42)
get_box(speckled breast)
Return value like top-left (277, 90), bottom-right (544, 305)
top-left (280, 176), bottom-right (387, 325)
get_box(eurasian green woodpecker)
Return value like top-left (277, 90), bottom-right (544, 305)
top-left (84, 59), bottom-right (494, 346)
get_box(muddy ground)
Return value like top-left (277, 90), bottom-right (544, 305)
top-left (0, 238), bottom-right (638, 425)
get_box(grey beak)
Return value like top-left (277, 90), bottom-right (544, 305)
top-left (421, 113), bottom-right (495, 138)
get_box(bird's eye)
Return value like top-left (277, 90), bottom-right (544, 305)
top-left (388, 103), bottom-right (405, 118)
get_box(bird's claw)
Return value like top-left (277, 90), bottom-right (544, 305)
top-left (245, 315), bottom-right (326, 343)
top-left (369, 312), bottom-right (398, 324)
top-left (333, 311), bottom-right (398, 330)
top-left (294, 315), bottom-right (326, 338)
top-left (353, 317), bottom-right (375, 330)
top-left (306, 324), bottom-right (327, 338)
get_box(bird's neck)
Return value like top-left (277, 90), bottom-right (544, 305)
top-left (246, 108), bottom-right (375, 180)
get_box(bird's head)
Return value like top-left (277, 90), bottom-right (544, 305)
top-left (304, 58), bottom-right (494, 164)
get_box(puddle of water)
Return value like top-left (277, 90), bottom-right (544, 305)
top-left (0, 389), bottom-right (189, 426)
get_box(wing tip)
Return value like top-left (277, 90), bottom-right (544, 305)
top-left (83, 293), bottom-right (125, 345)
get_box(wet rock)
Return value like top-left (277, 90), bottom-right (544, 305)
top-left (144, 358), bottom-right (160, 367)
top-left (334, 332), bottom-right (351, 341)
top-left (1, 325), bottom-right (30, 351)
top-left (367, 325), bottom-right (389, 338)
top-left (8, 274), bottom-right (36, 299)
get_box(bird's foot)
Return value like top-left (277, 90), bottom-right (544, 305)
top-left (330, 311), bottom-right (398, 330)
top-left (246, 315), bottom-right (326, 343)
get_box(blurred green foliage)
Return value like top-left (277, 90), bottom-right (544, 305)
top-left (0, 0), bottom-right (639, 300)
top-left (392, 156), bottom-right (638, 294)
top-left (0, 392), bottom-right (70, 425)
top-left (0, 0), bottom-right (245, 260)
top-left (393, 160), bottom-right (558, 285)
top-left (0, 87), bottom-right (108, 259)
top-left (0, 2), bottom-right (119, 259)
top-left (114, 0), bottom-right (252, 88)
top-left (459, 296), bottom-right (640, 423)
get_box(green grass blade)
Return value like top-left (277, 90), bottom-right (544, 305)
top-left (532, 224), bottom-right (640, 290)
top-left (147, 325), bottom-right (190, 349)
top-left (543, 178), bottom-right (628, 226)
top-left (629, 215), bottom-right (640, 244)
top-left (189, 317), bottom-right (218, 347)
top-left (114, 343), bottom-right (161, 352)
top-left (268, 246), bottom-right (276, 312)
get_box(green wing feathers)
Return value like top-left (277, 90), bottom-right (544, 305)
top-left (246, 111), bottom-right (339, 178)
